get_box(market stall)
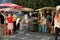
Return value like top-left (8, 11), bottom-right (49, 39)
top-left (20, 7), bottom-right (34, 31)
top-left (35, 7), bottom-right (56, 32)
top-left (35, 7), bottom-right (56, 25)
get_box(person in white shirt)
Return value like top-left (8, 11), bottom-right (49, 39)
top-left (16, 17), bottom-right (20, 31)
top-left (54, 10), bottom-right (60, 40)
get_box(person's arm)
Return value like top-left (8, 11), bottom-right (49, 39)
top-left (54, 18), bottom-right (57, 33)
top-left (0, 18), bottom-right (1, 26)
top-left (0, 18), bottom-right (1, 21)
top-left (54, 18), bottom-right (56, 28)
top-left (0, 16), bottom-right (1, 24)
top-left (0, 15), bottom-right (1, 21)
top-left (0, 17), bottom-right (1, 26)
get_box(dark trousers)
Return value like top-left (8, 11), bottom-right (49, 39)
top-left (13, 21), bottom-right (16, 33)
top-left (33, 24), bottom-right (38, 32)
top-left (16, 22), bottom-right (20, 30)
top-left (55, 27), bottom-right (60, 40)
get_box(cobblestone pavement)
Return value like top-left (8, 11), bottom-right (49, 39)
top-left (0, 31), bottom-right (57, 40)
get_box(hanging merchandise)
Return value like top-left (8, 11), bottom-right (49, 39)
top-left (24, 14), bottom-right (28, 20)
top-left (29, 12), bottom-right (32, 16)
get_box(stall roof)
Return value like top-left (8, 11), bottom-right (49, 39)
top-left (35, 7), bottom-right (56, 11)
top-left (22, 7), bottom-right (34, 12)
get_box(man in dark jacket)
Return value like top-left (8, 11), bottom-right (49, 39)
top-left (0, 11), bottom-right (5, 35)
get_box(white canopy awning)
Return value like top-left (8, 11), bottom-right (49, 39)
top-left (22, 7), bottom-right (34, 11)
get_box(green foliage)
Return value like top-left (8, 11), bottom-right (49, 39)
top-left (12, 0), bottom-right (60, 9)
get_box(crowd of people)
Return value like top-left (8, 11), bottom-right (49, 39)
top-left (0, 9), bottom-right (60, 40)
top-left (0, 10), bottom-right (57, 34)
top-left (41, 9), bottom-right (60, 40)
top-left (0, 11), bottom-right (29, 37)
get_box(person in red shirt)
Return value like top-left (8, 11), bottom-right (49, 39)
top-left (7, 14), bottom-right (13, 35)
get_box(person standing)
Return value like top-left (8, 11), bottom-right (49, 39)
top-left (50, 14), bottom-right (55, 34)
top-left (42, 15), bottom-right (47, 32)
top-left (20, 18), bottom-right (24, 31)
top-left (46, 14), bottom-right (51, 32)
top-left (54, 10), bottom-right (60, 40)
top-left (7, 14), bottom-right (13, 35)
top-left (13, 14), bottom-right (17, 33)
top-left (0, 11), bottom-right (5, 35)
top-left (16, 17), bottom-right (20, 31)
top-left (24, 19), bottom-right (29, 31)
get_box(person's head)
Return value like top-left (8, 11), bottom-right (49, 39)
top-left (0, 11), bottom-right (5, 14)
top-left (8, 14), bottom-right (11, 16)
top-left (11, 14), bottom-right (13, 16)
top-left (44, 15), bottom-right (46, 18)
top-left (56, 9), bottom-right (60, 17)
top-left (13, 14), bottom-right (16, 16)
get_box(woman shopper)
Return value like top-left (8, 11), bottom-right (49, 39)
top-left (7, 14), bottom-right (13, 35)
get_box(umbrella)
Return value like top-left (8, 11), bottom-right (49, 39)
top-left (0, 3), bottom-right (23, 9)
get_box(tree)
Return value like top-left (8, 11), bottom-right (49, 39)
top-left (12, 0), bottom-right (60, 9)
top-left (54, 0), bottom-right (60, 6)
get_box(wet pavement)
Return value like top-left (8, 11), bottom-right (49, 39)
top-left (0, 31), bottom-right (57, 40)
